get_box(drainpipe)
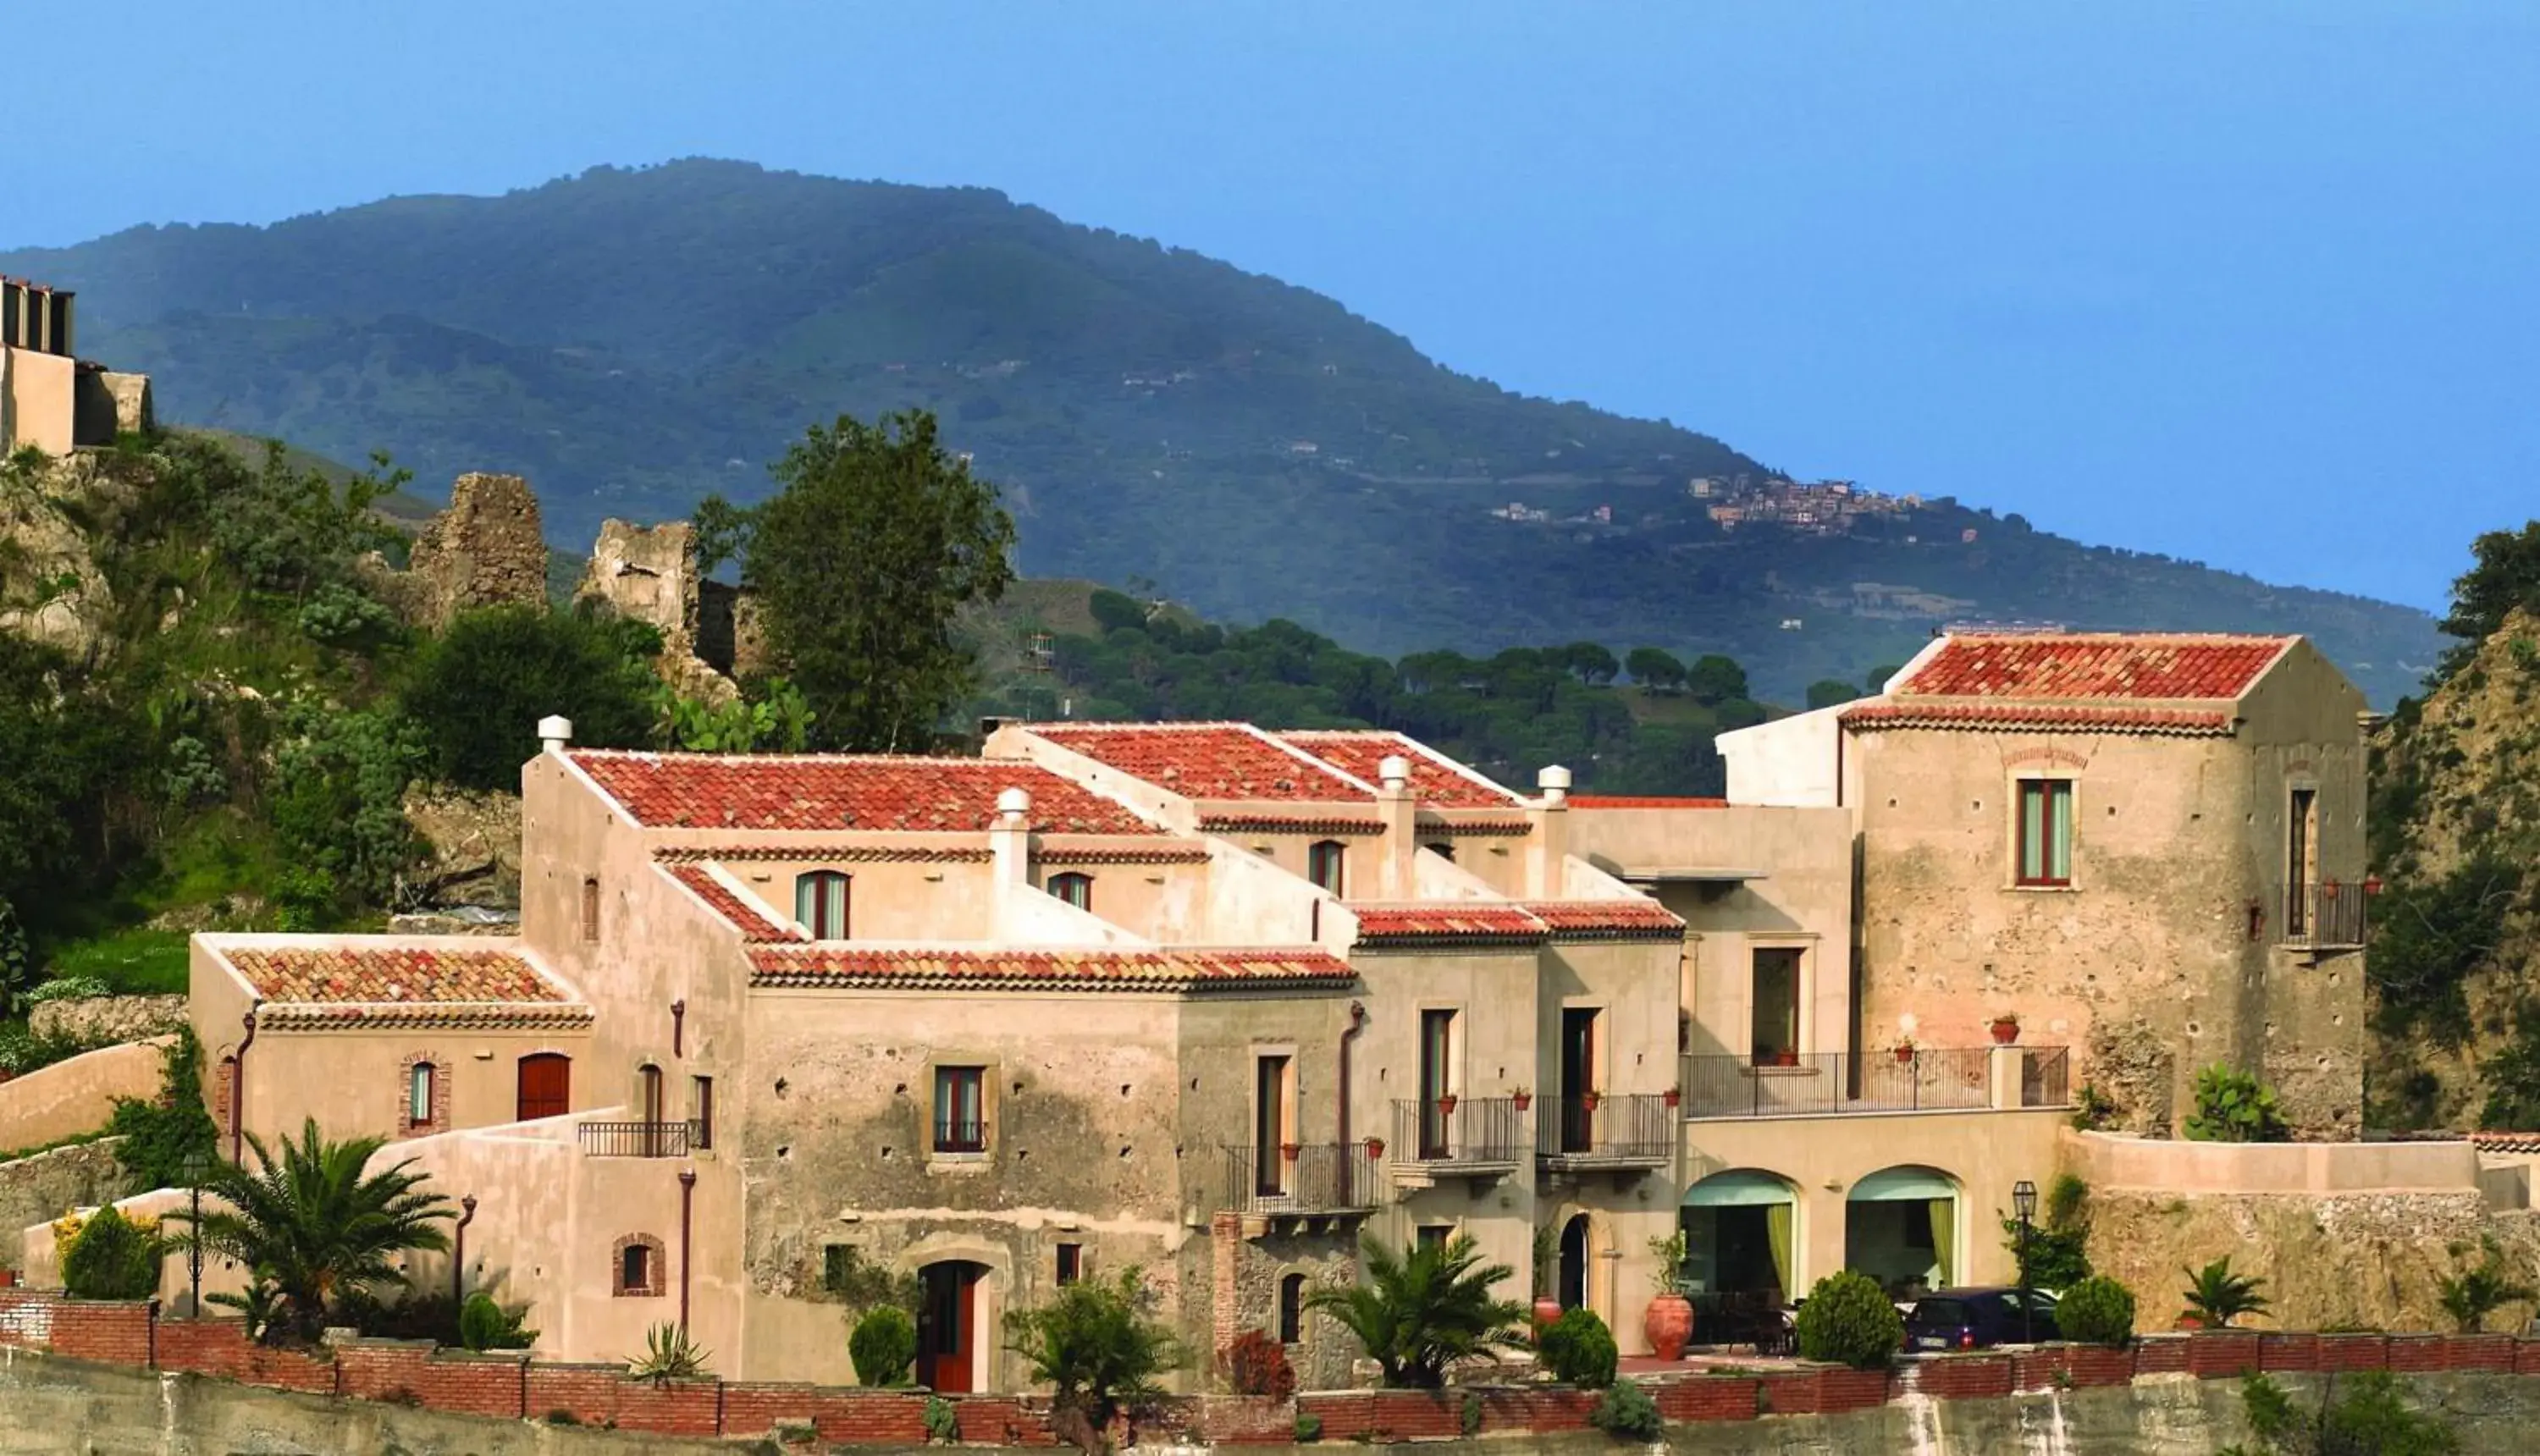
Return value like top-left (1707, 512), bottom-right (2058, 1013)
top-left (229, 1006), bottom-right (258, 1164)
top-left (1337, 1001), bottom-right (1367, 1194)
top-left (677, 1167), bottom-right (698, 1333)
top-left (452, 1195), bottom-right (478, 1307)
top-left (671, 999), bottom-right (687, 1058)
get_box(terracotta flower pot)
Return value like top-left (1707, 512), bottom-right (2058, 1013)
top-left (1662, 1088), bottom-right (1681, 1109)
top-left (1512, 1092), bottom-right (1532, 1111)
top-left (1582, 1092), bottom-right (1602, 1112)
top-left (1533, 1297), bottom-right (1565, 1332)
top-left (2175, 1313), bottom-right (2206, 1332)
top-left (1279, 1142), bottom-right (1302, 1161)
top-left (1364, 1138), bottom-right (1385, 1159)
top-left (1893, 1045), bottom-right (1916, 1064)
top-left (1643, 1293), bottom-right (1694, 1361)
top-left (1438, 1095), bottom-right (1458, 1116)
top-left (1990, 1018), bottom-right (2020, 1045)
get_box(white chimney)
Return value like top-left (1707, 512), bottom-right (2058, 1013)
top-left (538, 715), bottom-right (573, 753)
top-left (1378, 754), bottom-right (1411, 792)
top-left (1537, 764), bottom-right (1572, 807)
top-left (1528, 765), bottom-right (1572, 897)
top-left (997, 786), bottom-right (1033, 826)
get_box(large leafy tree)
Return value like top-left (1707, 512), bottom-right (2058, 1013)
top-left (1304, 1233), bottom-right (1526, 1388)
top-left (2436, 521), bottom-right (2540, 681)
top-left (400, 604), bottom-right (660, 790)
top-left (705, 410), bottom-right (1016, 752)
top-left (168, 1118), bottom-right (454, 1344)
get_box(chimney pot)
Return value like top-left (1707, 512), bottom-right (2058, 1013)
top-left (997, 786), bottom-right (1032, 823)
top-left (1378, 754), bottom-right (1411, 790)
top-left (1538, 764), bottom-right (1572, 803)
top-left (538, 716), bottom-right (573, 753)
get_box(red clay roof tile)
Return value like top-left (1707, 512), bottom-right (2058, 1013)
top-left (1518, 900), bottom-right (1688, 937)
top-left (224, 945), bottom-right (563, 1004)
top-left (569, 752), bottom-right (1153, 834)
top-left (1277, 731), bottom-right (1524, 808)
top-left (662, 864), bottom-right (801, 942)
top-left (1839, 703), bottom-right (2238, 736)
top-left (746, 946), bottom-right (1355, 992)
top-left (1895, 634), bottom-right (2291, 703)
top-left (1030, 724), bottom-right (1372, 802)
top-left (1350, 904), bottom-right (1549, 944)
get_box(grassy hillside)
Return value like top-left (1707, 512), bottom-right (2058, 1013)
top-left (3, 159), bottom-right (2440, 701)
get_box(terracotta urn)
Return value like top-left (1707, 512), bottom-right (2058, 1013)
top-left (1893, 1043), bottom-right (1916, 1065)
top-left (1532, 1296), bottom-right (1565, 1332)
top-left (1438, 1094), bottom-right (1458, 1116)
top-left (1644, 1293), bottom-right (1694, 1362)
top-left (1662, 1088), bottom-right (1682, 1109)
top-left (1511, 1090), bottom-right (1532, 1111)
top-left (1990, 1017), bottom-right (2020, 1045)
top-left (1582, 1091), bottom-right (1603, 1112)
top-left (1364, 1137), bottom-right (1385, 1160)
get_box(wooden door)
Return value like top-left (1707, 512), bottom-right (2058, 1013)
top-left (517, 1053), bottom-right (571, 1121)
top-left (1559, 1009), bottom-right (1597, 1153)
top-left (919, 1262), bottom-right (982, 1393)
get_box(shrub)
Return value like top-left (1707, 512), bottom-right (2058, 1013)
top-left (1301, 1232), bottom-right (1526, 1388)
top-left (1793, 1270), bottom-right (1903, 1370)
top-left (2002, 1172), bottom-right (2092, 1293)
top-left (924, 1394), bottom-right (960, 1444)
top-left (106, 1027), bottom-right (219, 1195)
top-left (400, 605), bottom-right (660, 792)
top-left (1538, 1308), bottom-right (1618, 1388)
top-left (1293, 1410), bottom-right (1322, 1442)
top-left (25, 974), bottom-right (109, 1004)
top-left (1460, 1390), bottom-right (1483, 1437)
top-left (851, 1304), bottom-right (919, 1387)
top-left (2057, 1276), bottom-right (2138, 1348)
top-left (626, 1321), bottom-right (712, 1384)
top-left (1588, 1381), bottom-right (1664, 1441)
top-left (458, 1291), bottom-right (538, 1351)
top-left (2233, 1370), bottom-right (2460, 1456)
top-left (63, 1205), bottom-right (163, 1300)
top-left (2437, 1240), bottom-right (2535, 1332)
top-left (1223, 1327), bottom-right (1295, 1399)
top-left (1002, 1266), bottom-right (1179, 1447)
top-left (2184, 1064), bottom-right (2291, 1144)
top-left (2180, 1257), bottom-right (2270, 1329)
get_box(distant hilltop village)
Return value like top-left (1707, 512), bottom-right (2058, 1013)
top-left (0, 276), bottom-right (153, 454)
top-left (1488, 472), bottom-right (1951, 543)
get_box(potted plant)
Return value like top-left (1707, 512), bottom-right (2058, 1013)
top-left (1364, 1136), bottom-right (1386, 1160)
top-left (1990, 1014), bottom-right (2021, 1046)
top-left (1893, 1039), bottom-right (1917, 1065)
top-left (1438, 1092), bottom-right (1459, 1116)
top-left (1662, 1087), bottom-right (1682, 1109)
top-left (1581, 1090), bottom-right (1603, 1112)
top-left (1531, 1225), bottom-right (1563, 1331)
top-left (1643, 1230), bottom-right (1694, 1360)
top-left (1510, 1087), bottom-right (1533, 1111)
top-left (1279, 1141), bottom-right (1302, 1161)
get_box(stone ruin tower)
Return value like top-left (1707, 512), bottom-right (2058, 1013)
top-left (404, 472), bottom-right (551, 628)
top-left (574, 519), bottom-right (766, 705)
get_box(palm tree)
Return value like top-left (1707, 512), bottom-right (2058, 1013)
top-left (167, 1118), bottom-right (454, 1343)
top-left (1304, 1233), bottom-right (1527, 1388)
top-left (2179, 1256), bottom-right (2271, 1329)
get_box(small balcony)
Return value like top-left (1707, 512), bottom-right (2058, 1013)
top-left (2275, 880), bottom-right (2369, 950)
top-left (1678, 1047), bottom-right (2071, 1121)
top-left (1388, 1097), bottom-right (1526, 1185)
top-left (1221, 1144), bottom-right (1380, 1217)
top-left (1533, 1094), bottom-right (1673, 1171)
top-left (577, 1120), bottom-right (698, 1158)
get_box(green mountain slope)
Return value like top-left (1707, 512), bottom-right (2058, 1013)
top-left (2, 158), bottom-right (2440, 701)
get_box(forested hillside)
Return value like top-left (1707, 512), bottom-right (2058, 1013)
top-left (2, 159), bottom-right (2439, 702)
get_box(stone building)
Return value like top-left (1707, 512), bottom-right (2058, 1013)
top-left (1, 276), bottom-right (152, 456)
top-left (1721, 631), bottom-right (2372, 1137)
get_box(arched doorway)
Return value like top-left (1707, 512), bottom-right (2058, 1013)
top-left (1557, 1215), bottom-right (1590, 1311)
top-left (516, 1053), bottom-right (571, 1121)
top-left (1681, 1170), bottom-right (1798, 1301)
top-left (918, 1260), bottom-right (989, 1393)
top-left (1844, 1165), bottom-right (1959, 1299)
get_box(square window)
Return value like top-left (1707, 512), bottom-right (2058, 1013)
top-left (2015, 780), bottom-right (2073, 886)
top-left (1056, 1243), bottom-right (1082, 1286)
top-left (934, 1067), bottom-right (986, 1153)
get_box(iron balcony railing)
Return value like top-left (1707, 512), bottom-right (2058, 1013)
top-left (1389, 1097), bottom-right (1526, 1167)
top-left (1534, 1093), bottom-right (1673, 1166)
top-left (1677, 1047), bottom-right (2071, 1120)
top-left (2277, 880), bottom-right (2369, 948)
top-left (1221, 1144), bottom-right (1381, 1215)
top-left (577, 1120), bottom-right (698, 1158)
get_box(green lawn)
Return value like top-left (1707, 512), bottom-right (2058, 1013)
top-left (42, 929), bottom-right (193, 996)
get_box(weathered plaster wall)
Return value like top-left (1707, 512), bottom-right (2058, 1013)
top-left (1, 347), bottom-right (76, 455)
top-left (0, 1140), bottom-right (124, 1270)
top-left (0, 1042), bottom-right (164, 1154)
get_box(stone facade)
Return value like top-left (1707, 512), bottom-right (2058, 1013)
top-left (576, 518), bottom-right (749, 703)
top-left (0, 1139), bottom-right (124, 1269)
top-left (402, 472), bottom-right (549, 628)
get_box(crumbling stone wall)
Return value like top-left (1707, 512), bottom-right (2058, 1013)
top-left (1206, 1212), bottom-right (1358, 1393)
top-left (27, 996), bottom-right (185, 1045)
top-left (0, 1139), bottom-right (124, 1269)
top-left (404, 472), bottom-right (549, 628)
top-left (401, 784), bottom-right (524, 908)
top-left (576, 519), bottom-right (741, 704)
top-left (2086, 1018), bottom-right (2177, 1137)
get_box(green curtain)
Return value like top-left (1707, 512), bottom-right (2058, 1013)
top-left (1764, 1202), bottom-right (1794, 1297)
top-left (1927, 1198), bottom-right (1955, 1287)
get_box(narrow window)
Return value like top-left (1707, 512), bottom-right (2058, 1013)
top-left (934, 1067), bottom-right (986, 1153)
top-left (1749, 949), bottom-right (1803, 1066)
top-left (795, 870), bottom-right (851, 939)
top-left (1253, 1054), bottom-right (1294, 1196)
top-left (1417, 1010), bottom-right (1455, 1159)
top-left (621, 1242), bottom-right (652, 1294)
top-left (823, 1244), bottom-right (855, 1293)
top-left (1559, 1009), bottom-right (1599, 1154)
top-left (1278, 1272), bottom-right (1306, 1343)
top-left (581, 877), bottom-right (601, 942)
top-left (692, 1075), bottom-right (715, 1151)
top-left (1047, 872), bottom-right (1094, 912)
top-left (1056, 1243), bottom-right (1083, 1286)
top-left (1307, 840), bottom-right (1347, 896)
top-left (2286, 788), bottom-right (2319, 935)
top-left (407, 1062), bottom-right (436, 1128)
top-left (2014, 779), bottom-right (2073, 887)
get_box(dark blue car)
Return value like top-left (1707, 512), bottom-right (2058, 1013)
top-left (1904, 1288), bottom-right (2062, 1350)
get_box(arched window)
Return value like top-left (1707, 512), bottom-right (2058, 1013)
top-left (796, 871), bottom-right (851, 939)
top-left (409, 1062), bottom-right (436, 1127)
top-left (612, 1233), bottom-right (666, 1298)
top-left (1307, 840), bottom-right (1347, 896)
top-left (1278, 1271), bottom-right (1306, 1343)
top-left (1047, 872), bottom-right (1093, 911)
top-left (581, 877), bottom-right (601, 942)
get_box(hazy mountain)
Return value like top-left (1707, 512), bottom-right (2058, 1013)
top-left (3, 158), bottom-right (2441, 701)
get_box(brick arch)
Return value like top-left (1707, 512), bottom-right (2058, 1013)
top-left (395, 1049), bottom-right (451, 1138)
top-left (612, 1233), bottom-right (667, 1298)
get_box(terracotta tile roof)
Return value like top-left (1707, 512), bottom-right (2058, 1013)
top-left (224, 945), bottom-right (564, 1005)
top-left (1350, 903), bottom-right (1549, 946)
top-left (1030, 724), bottom-right (1372, 802)
top-left (655, 845), bottom-right (993, 864)
top-left (2471, 1132), bottom-right (2540, 1155)
top-left (1839, 703), bottom-right (2238, 736)
top-left (256, 1003), bottom-right (595, 1033)
top-left (1519, 900), bottom-right (1688, 939)
top-left (568, 751), bottom-right (1153, 834)
top-left (1198, 816), bottom-right (1385, 836)
top-left (1893, 633), bottom-right (2293, 703)
top-left (663, 864), bottom-right (802, 943)
top-left (746, 946), bottom-right (1356, 993)
top-left (1277, 731), bottom-right (1525, 808)
top-left (1568, 795), bottom-right (1729, 809)
top-left (1035, 846), bottom-right (1213, 866)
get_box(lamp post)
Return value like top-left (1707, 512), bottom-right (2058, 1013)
top-left (2011, 1179), bottom-right (2038, 1345)
top-left (180, 1148), bottom-right (214, 1319)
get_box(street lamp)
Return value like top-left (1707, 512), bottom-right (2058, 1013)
top-left (2010, 1179), bottom-right (2039, 1345)
top-left (181, 1149), bottom-right (214, 1319)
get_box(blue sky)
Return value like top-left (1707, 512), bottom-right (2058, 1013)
top-left (12, 1), bottom-right (2535, 614)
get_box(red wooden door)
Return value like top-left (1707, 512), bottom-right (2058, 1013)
top-left (919, 1262), bottom-right (982, 1393)
top-left (517, 1054), bottom-right (571, 1121)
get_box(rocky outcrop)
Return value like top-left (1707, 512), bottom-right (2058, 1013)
top-left (401, 784), bottom-right (523, 909)
top-left (401, 472), bottom-right (549, 628)
top-left (0, 452), bottom-right (115, 663)
top-left (2086, 1018), bottom-right (2178, 1137)
top-left (27, 996), bottom-right (185, 1046)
